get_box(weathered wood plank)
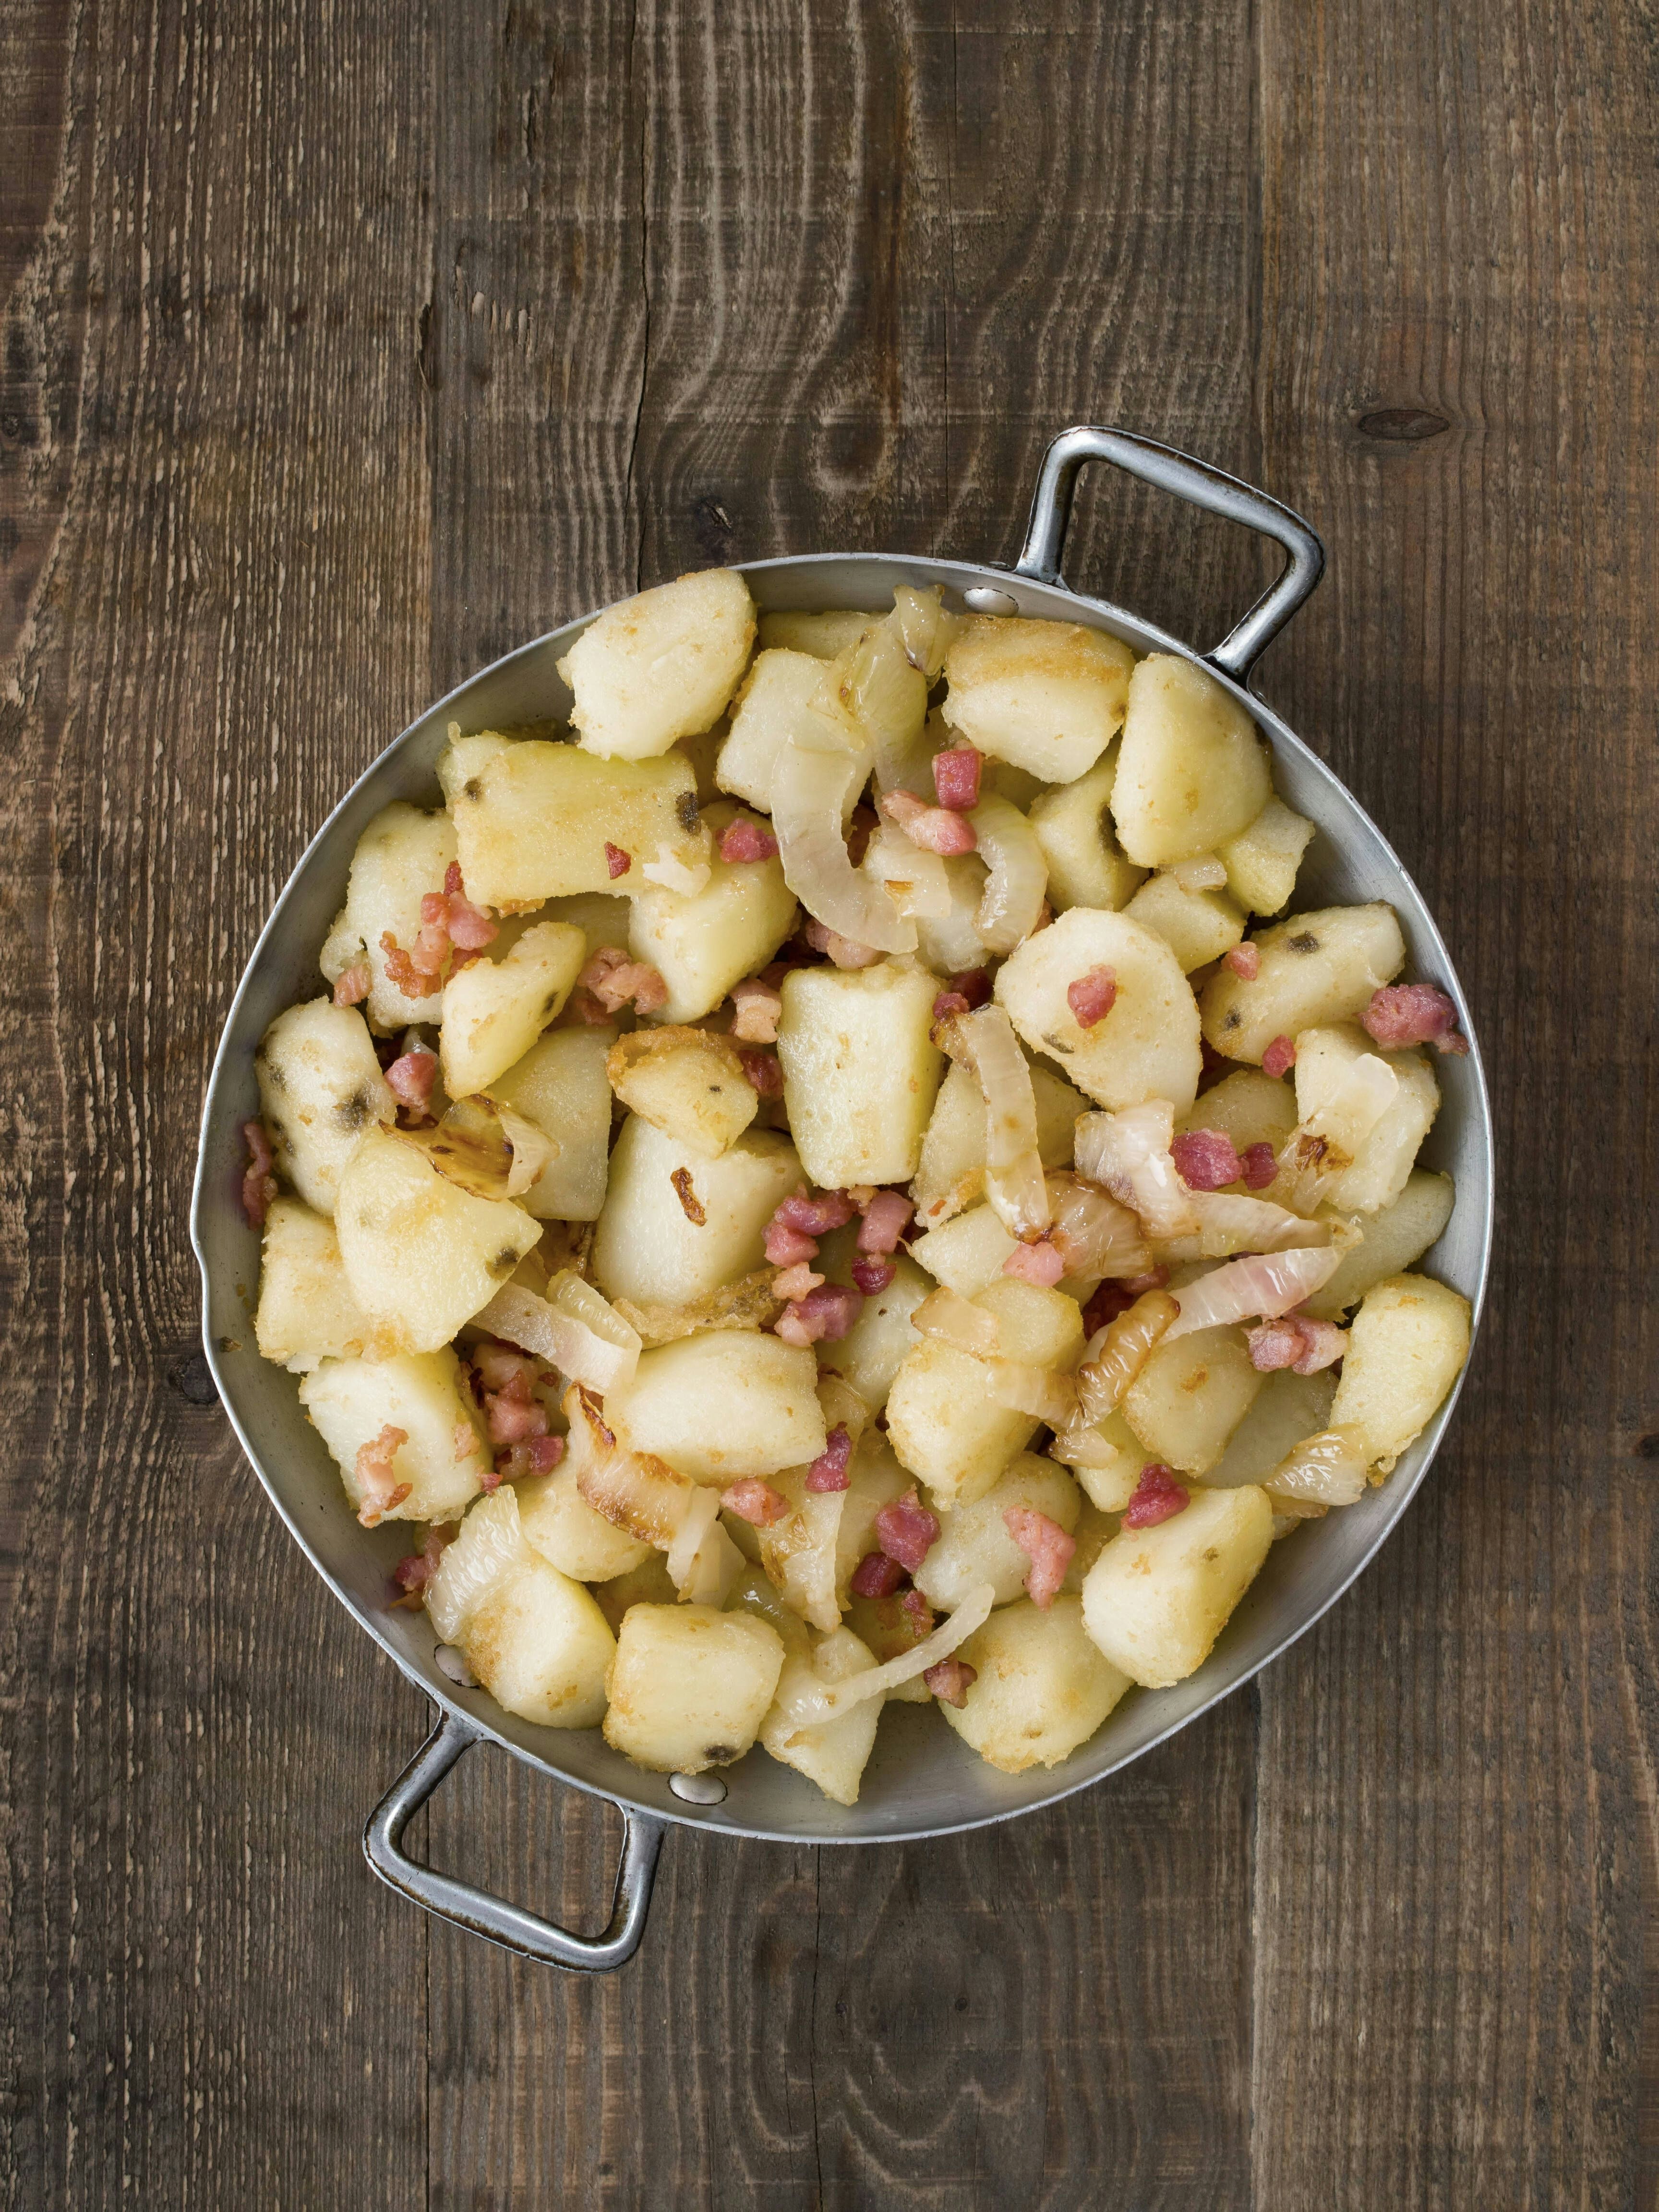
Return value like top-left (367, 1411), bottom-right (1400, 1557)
top-left (1250, 0), bottom-right (1659, 2203)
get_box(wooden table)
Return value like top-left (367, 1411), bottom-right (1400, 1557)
top-left (2, 0), bottom-right (1651, 2201)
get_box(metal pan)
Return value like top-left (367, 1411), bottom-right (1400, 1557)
top-left (191, 426), bottom-right (1493, 1971)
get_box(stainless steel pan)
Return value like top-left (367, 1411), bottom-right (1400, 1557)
top-left (191, 427), bottom-right (1493, 1971)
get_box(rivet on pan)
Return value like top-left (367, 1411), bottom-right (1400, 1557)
top-left (433, 1643), bottom-right (476, 1687)
top-left (669, 1771), bottom-right (728, 1806)
top-left (963, 584), bottom-right (1019, 616)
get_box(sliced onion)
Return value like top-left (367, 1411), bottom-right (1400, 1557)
top-left (985, 1360), bottom-right (1078, 1424)
top-left (862, 821), bottom-right (954, 917)
top-left (425, 1094), bottom-right (557, 1202)
top-left (681, 1517), bottom-right (745, 1606)
top-left (1263, 1424), bottom-right (1371, 1507)
top-left (1046, 1171), bottom-right (1152, 1277)
top-left (759, 1484), bottom-right (844, 1633)
top-left (891, 582), bottom-right (957, 682)
top-left (816, 619), bottom-right (928, 792)
top-left (1168, 854), bottom-right (1227, 891)
top-left (957, 1004), bottom-right (1049, 1238)
top-left (817, 1373), bottom-right (871, 1449)
top-left (771, 1582), bottom-right (996, 1728)
top-left (970, 795), bottom-right (1048, 952)
top-left (1276, 1053), bottom-right (1399, 1214)
top-left (1067, 1289), bottom-right (1180, 1432)
top-left (640, 844), bottom-right (712, 897)
top-left (565, 1385), bottom-right (693, 1546)
top-left (426, 1490), bottom-right (525, 1644)
top-left (774, 737), bottom-right (914, 953)
top-left (1186, 1190), bottom-right (1332, 1257)
top-left (666, 1483), bottom-right (721, 1589)
top-left (1163, 1245), bottom-right (1342, 1341)
top-left (478, 1273), bottom-right (641, 1393)
top-left (1075, 1102), bottom-right (1200, 1239)
top-left (913, 1286), bottom-right (1001, 1356)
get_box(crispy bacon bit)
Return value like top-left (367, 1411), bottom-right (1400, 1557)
top-left (933, 743), bottom-right (984, 812)
top-left (874, 1487), bottom-right (940, 1573)
top-left (381, 867), bottom-right (498, 997)
top-left (1122, 1463), bottom-right (1189, 1529)
top-left (805, 1423), bottom-right (854, 1492)
top-left (923, 1657), bottom-right (977, 1707)
top-left (857, 1190), bottom-right (914, 1255)
top-left (778, 1190), bottom-right (859, 1236)
top-left (1224, 942), bottom-right (1261, 981)
top-left (774, 1282), bottom-right (864, 1346)
top-left (604, 841), bottom-right (633, 879)
top-left (851, 1255), bottom-right (896, 1295)
top-left (496, 1433), bottom-right (566, 1481)
top-left (1261, 1034), bottom-right (1298, 1079)
top-left (850, 1549), bottom-right (907, 1599)
top-left (719, 817), bottom-right (780, 864)
top-left (354, 1424), bottom-right (412, 1527)
top-left (1003, 1238), bottom-right (1067, 1287)
top-left (878, 787), bottom-right (979, 856)
top-left (1361, 983), bottom-right (1469, 1056)
top-left (1081, 1266), bottom-right (1169, 1335)
top-left (931, 989), bottom-right (972, 1027)
top-left (1003, 1506), bottom-right (1077, 1609)
top-left (670, 1166), bottom-right (707, 1226)
top-left (471, 1340), bottom-right (539, 1393)
top-left (729, 977), bottom-right (783, 1043)
top-left (380, 926), bottom-right (445, 998)
top-left (241, 1119), bottom-right (277, 1227)
top-left (390, 1520), bottom-right (460, 1606)
top-left (486, 1390), bottom-right (549, 1447)
top-left (1171, 1129), bottom-right (1244, 1190)
top-left (1067, 965), bottom-right (1118, 1028)
top-left (772, 1262), bottom-right (825, 1302)
top-left (804, 917), bottom-right (882, 969)
top-left (1291, 1318), bottom-right (1348, 1373)
top-left (1248, 1315), bottom-right (1348, 1375)
top-left (333, 957), bottom-right (372, 1007)
top-left (1246, 1318), bottom-right (1305, 1372)
top-left (1240, 1141), bottom-right (1278, 1190)
top-left (738, 1047), bottom-right (785, 1095)
top-left (441, 864), bottom-right (499, 951)
top-left (720, 1478), bottom-right (791, 1526)
top-left (385, 1047), bottom-right (439, 1117)
top-left (764, 1218), bottom-right (820, 1268)
top-left (577, 943), bottom-right (670, 1016)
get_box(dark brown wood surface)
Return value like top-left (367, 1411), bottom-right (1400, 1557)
top-left (0, 0), bottom-right (1651, 2202)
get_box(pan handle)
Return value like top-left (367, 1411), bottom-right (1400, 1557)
top-left (363, 1709), bottom-right (666, 1971)
top-left (1013, 425), bottom-right (1325, 684)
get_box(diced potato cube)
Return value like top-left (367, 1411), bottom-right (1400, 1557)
top-left (885, 1278), bottom-right (1085, 1508)
top-left (516, 1461), bottom-right (654, 1584)
top-left (1122, 1322), bottom-right (1263, 1475)
top-left (591, 1118), bottom-right (801, 1308)
top-left (334, 1126), bottom-right (542, 1355)
top-left (942, 1596), bottom-right (1131, 1772)
top-left (716, 649), bottom-right (862, 819)
top-left (1202, 1367), bottom-right (1338, 1488)
top-left (941, 616), bottom-right (1136, 783)
top-left (1082, 1484), bottom-right (1274, 1687)
top-left (465, 1553), bottom-right (616, 1728)
top-left (299, 1346), bottom-right (490, 1522)
top-left (1175, 1068), bottom-right (1298, 1155)
top-left (1122, 873), bottom-right (1246, 974)
top-left (1327, 1273), bottom-right (1471, 1467)
top-left (590, 1551), bottom-right (678, 1633)
top-left (994, 905), bottom-right (1201, 1113)
top-left (1218, 795), bottom-right (1315, 917)
top-left (1200, 903), bottom-right (1406, 1065)
top-left (757, 609), bottom-right (879, 659)
top-left (439, 735), bottom-right (703, 910)
top-left (626, 801), bottom-right (798, 1022)
top-left (603, 1603), bottom-right (785, 1771)
top-left (909, 1202), bottom-right (1018, 1298)
top-left (913, 853), bottom-right (993, 975)
top-left (914, 1453), bottom-right (1082, 1611)
top-left (1027, 748), bottom-right (1146, 913)
top-left (910, 1057), bottom-right (1086, 1228)
top-left (255, 999), bottom-right (395, 1217)
top-left (1111, 654), bottom-right (1272, 866)
top-left (439, 921), bottom-right (586, 1098)
top-left (756, 1470), bottom-right (844, 1632)
top-left (605, 1026), bottom-right (757, 1159)
top-left (557, 568), bottom-right (756, 760)
top-left (814, 1250), bottom-right (932, 1409)
top-left (777, 961), bottom-right (946, 1190)
top-left (335, 801), bottom-right (457, 1029)
top-left (1300, 1169), bottom-right (1455, 1320)
top-left (760, 1627), bottom-right (884, 1805)
top-left (605, 1333), bottom-right (826, 1481)
top-left (254, 1197), bottom-right (373, 1370)
top-left (1053, 1404), bottom-right (1148, 1512)
top-left (489, 1026), bottom-right (616, 1222)
top-left (1293, 1023), bottom-right (1440, 1213)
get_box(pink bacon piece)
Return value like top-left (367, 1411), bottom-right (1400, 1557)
top-left (1240, 1141), bottom-right (1278, 1190)
top-left (385, 1048), bottom-right (439, 1116)
top-left (1082, 1267), bottom-right (1169, 1334)
top-left (851, 1255), bottom-right (896, 1295)
top-left (1361, 983), bottom-right (1470, 1057)
top-left (857, 1190), bottom-right (914, 1255)
top-left (774, 1283), bottom-right (864, 1347)
top-left (850, 1550), bottom-right (907, 1599)
top-left (604, 841), bottom-right (633, 879)
top-left (738, 1048), bottom-right (785, 1096)
top-left (1246, 1318), bottom-right (1306, 1372)
top-left (1171, 1129), bottom-right (1244, 1190)
top-left (878, 788), bottom-right (978, 857)
top-left (874, 1488), bottom-right (941, 1574)
top-left (932, 743), bottom-right (984, 812)
top-left (719, 817), bottom-right (780, 864)
top-left (1224, 942), bottom-right (1261, 981)
top-left (495, 1434), bottom-right (565, 1483)
top-left (778, 1190), bottom-right (859, 1236)
top-left (390, 1520), bottom-right (460, 1607)
top-left (720, 1478), bottom-right (792, 1527)
top-left (764, 1219), bottom-right (820, 1268)
top-left (804, 917), bottom-right (882, 969)
top-left (1261, 1034), bottom-right (1297, 1079)
top-left (729, 978), bottom-right (783, 1043)
top-left (471, 1341), bottom-right (540, 1394)
top-left (332, 958), bottom-right (372, 1007)
top-left (1249, 1316), bottom-right (1348, 1375)
top-left (1067, 966), bottom-right (1118, 1028)
top-left (577, 944), bottom-right (669, 1016)
top-left (1122, 1463), bottom-right (1190, 1529)
top-left (805, 1423), bottom-right (854, 1493)
top-left (923, 1657), bottom-right (977, 1707)
top-left (354, 1424), bottom-right (412, 1527)
top-left (1003, 1506), bottom-right (1077, 1609)
top-left (441, 863), bottom-right (498, 951)
top-left (1003, 1239), bottom-right (1067, 1287)
top-left (241, 1119), bottom-right (277, 1228)
top-left (772, 1262), bottom-right (825, 1303)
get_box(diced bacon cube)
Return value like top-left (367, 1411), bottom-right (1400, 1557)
top-left (1224, 942), bottom-right (1261, 981)
top-left (354, 1424), bottom-right (412, 1527)
top-left (1247, 1319), bottom-right (1305, 1372)
top-left (874, 1487), bottom-right (940, 1573)
top-left (1002, 1239), bottom-right (1067, 1287)
top-left (1171, 1129), bottom-right (1244, 1190)
top-left (856, 1190), bottom-right (914, 1255)
top-left (1290, 1317), bottom-right (1348, 1375)
top-left (1360, 983), bottom-right (1469, 1056)
top-left (720, 1479), bottom-right (791, 1527)
top-left (932, 744), bottom-right (983, 811)
top-left (729, 978), bottom-right (783, 1043)
top-left (804, 918), bottom-right (882, 969)
top-left (923, 1657), bottom-right (977, 1707)
top-left (1002, 1506), bottom-right (1077, 1609)
top-left (604, 840), bottom-right (633, 879)
top-left (850, 1255), bottom-right (896, 1295)
top-left (777, 1190), bottom-right (858, 1235)
top-left (385, 1048), bottom-right (439, 1113)
top-left (850, 1550), bottom-right (907, 1599)
top-left (1261, 1034), bottom-right (1298, 1079)
top-left (805, 1423), bottom-right (854, 1493)
top-left (878, 788), bottom-right (979, 856)
top-left (1240, 1142), bottom-right (1278, 1190)
top-left (332, 958), bottom-right (372, 1007)
top-left (718, 817), bottom-right (780, 864)
top-left (1067, 966), bottom-right (1118, 1028)
top-left (1121, 1463), bottom-right (1189, 1528)
top-left (738, 1047), bottom-right (785, 1095)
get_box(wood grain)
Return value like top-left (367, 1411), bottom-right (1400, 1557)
top-left (1, 0), bottom-right (1655, 2202)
